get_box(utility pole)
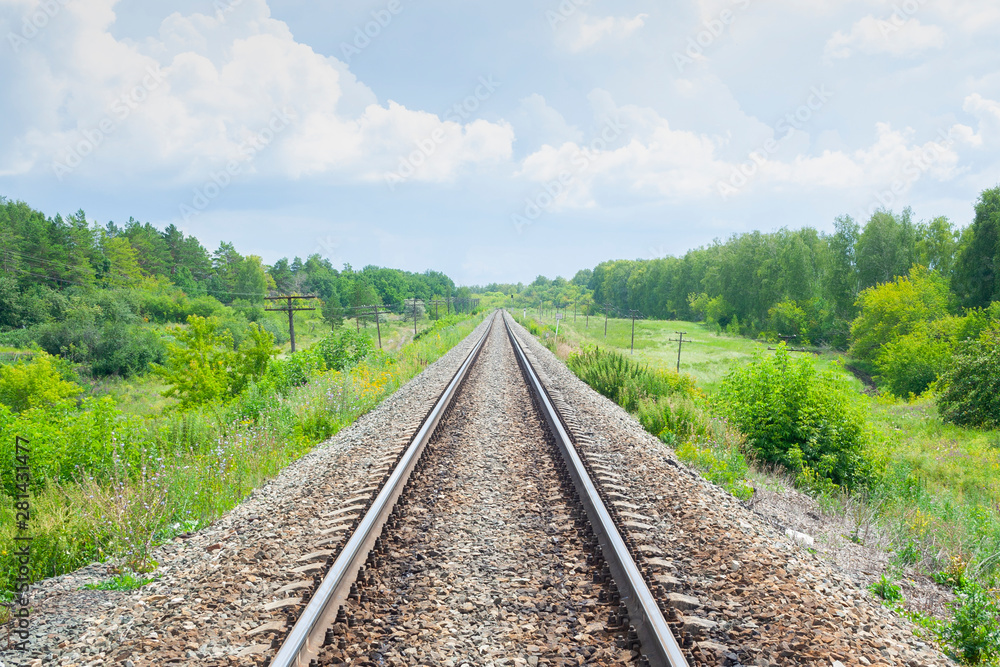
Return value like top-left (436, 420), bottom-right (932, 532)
top-left (674, 332), bottom-right (687, 373)
top-left (628, 310), bottom-right (642, 355)
top-left (430, 299), bottom-right (447, 320)
top-left (604, 302), bottom-right (613, 338)
top-left (265, 295), bottom-right (317, 353)
top-left (364, 305), bottom-right (389, 349)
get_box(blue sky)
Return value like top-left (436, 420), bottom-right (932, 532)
top-left (1, 0), bottom-right (998, 285)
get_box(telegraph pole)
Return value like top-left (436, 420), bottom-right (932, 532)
top-left (604, 302), bottom-right (613, 338)
top-left (628, 310), bottom-right (643, 354)
top-left (430, 299), bottom-right (447, 320)
top-left (367, 305), bottom-right (390, 349)
top-left (674, 332), bottom-right (687, 373)
top-left (265, 295), bottom-right (317, 353)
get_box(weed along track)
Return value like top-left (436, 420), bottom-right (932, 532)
top-left (268, 311), bottom-right (687, 666)
top-left (17, 312), bottom-right (952, 667)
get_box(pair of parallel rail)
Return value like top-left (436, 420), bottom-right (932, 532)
top-left (269, 311), bottom-right (688, 667)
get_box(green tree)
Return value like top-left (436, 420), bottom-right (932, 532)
top-left (936, 324), bottom-right (1000, 429)
top-left (849, 266), bottom-right (951, 365)
top-left (916, 216), bottom-right (959, 278)
top-left (856, 208), bottom-right (918, 291)
top-left (953, 185), bottom-right (1000, 309)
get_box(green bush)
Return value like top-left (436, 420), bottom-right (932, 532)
top-left (0, 351), bottom-right (82, 412)
top-left (869, 573), bottom-right (903, 602)
top-left (716, 344), bottom-right (879, 490)
top-left (874, 323), bottom-right (954, 397)
top-left (314, 328), bottom-right (375, 371)
top-left (936, 325), bottom-right (1000, 429)
top-left (850, 265), bottom-right (952, 365)
top-left (0, 397), bottom-right (143, 493)
top-left (636, 396), bottom-right (709, 445)
top-left (153, 315), bottom-right (275, 407)
top-left (941, 582), bottom-right (1000, 665)
top-left (91, 324), bottom-right (166, 377)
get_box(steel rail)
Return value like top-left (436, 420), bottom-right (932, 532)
top-left (269, 312), bottom-right (496, 667)
top-left (502, 311), bottom-right (689, 667)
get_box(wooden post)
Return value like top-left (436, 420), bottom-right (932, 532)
top-left (675, 331), bottom-right (687, 373)
top-left (265, 295), bottom-right (317, 353)
top-left (604, 302), bottom-right (612, 338)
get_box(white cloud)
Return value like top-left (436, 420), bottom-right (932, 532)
top-left (0, 0), bottom-right (513, 186)
top-left (962, 93), bottom-right (1000, 146)
top-left (824, 15), bottom-right (945, 59)
top-left (518, 91), bottom-right (974, 207)
top-left (562, 13), bottom-right (647, 52)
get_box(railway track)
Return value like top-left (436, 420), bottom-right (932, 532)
top-left (266, 311), bottom-right (688, 667)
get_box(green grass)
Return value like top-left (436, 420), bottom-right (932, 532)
top-left (82, 571), bottom-right (157, 591)
top-left (545, 313), bottom-right (859, 393)
top-left (1, 313), bottom-right (484, 593)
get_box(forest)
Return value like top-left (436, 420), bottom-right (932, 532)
top-left (0, 197), bottom-right (465, 380)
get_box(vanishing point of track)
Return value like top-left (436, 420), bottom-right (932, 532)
top-left (268, 311), bottom-right (689, 667)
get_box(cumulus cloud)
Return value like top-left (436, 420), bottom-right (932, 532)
top-left (517, 91), bottom-right (974, 208)
top-left (824, 15), bottom-right (945, 59)
top-left (0, 0), bottom-right (513, 186)
top-left (962, 93), bottom-right (1000, 146)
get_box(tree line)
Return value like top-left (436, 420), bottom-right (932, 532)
top-left (0, 197), bottom-right (460, 376)
top-left (519, 186), bottom-right (998, 350)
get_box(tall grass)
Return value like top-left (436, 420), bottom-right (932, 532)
top-left (0, 315), bottom-right (482, 593)
top-left (565, 345), bottom-right (753, 500)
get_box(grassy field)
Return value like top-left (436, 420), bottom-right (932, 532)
top-left (538, 311), bottom-right (861, 391)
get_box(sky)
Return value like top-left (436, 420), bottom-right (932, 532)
top-left (1, 0), bottom-right (998, 286)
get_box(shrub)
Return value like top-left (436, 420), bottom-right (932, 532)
top-left (941, 582), bottom-right (1000, 665)
top-left (937, 324), bottom-right (1000, 429)
top-left (0, 351), bottom-right (82, 412)
top-left (874, 322), bottom-right (954, 397)
top-left (716, 344), bottom-right (879, 490)
top-left (869, 574), bottom-right (903, 602)
top-left (314, 328), bottom-right (375, 371)
top-left (636, 396), bottom-right (710, 445)
top-left (153, 315), bottom-right (275, 407)
top-left (91, 324), bottom-right (166, 378)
